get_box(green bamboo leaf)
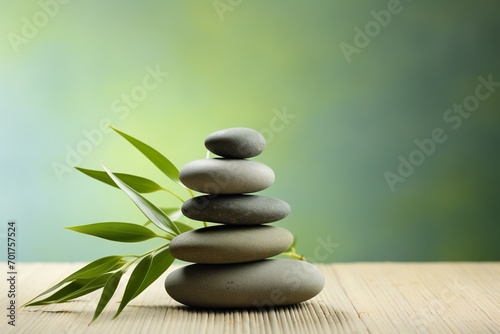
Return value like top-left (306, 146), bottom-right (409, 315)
top-left (174, 221), bottom-right (194, 233)
top-left (23, 256), bottom-right (124, 306)
top-left (66, 257), bottom-right (125, 280)
top-left (54, 274), bottom-right (112, 304)
top-left (27, 274), bottom-right (112, 306)
top-left (132, 247), bottom-right (175, 298)
top-left (66, 222), bottom-right (161, 243)
top-left (144, 208), bottom-right (182, 227)
top-left (114, 255), bottom-right (153, 318)
top-left (91, 271), bottom-right (123, 322)
top-left (75, 167), bottom-right (162, 193)
top-left (25, 280), bottom-right (90, 306)
top-left (160, 207), bottom-right (182, 221)
top-left (160, 207), bottom-right (179, 215)
top-left (102, 164), bottom-right (180, 235)
top-left (110, 126), bottom-right (180, 184)
top-left (114, 248), bottom-right (174, 319)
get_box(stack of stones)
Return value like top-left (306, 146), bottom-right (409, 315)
top-left (165, 127), bottom-right (324, 308)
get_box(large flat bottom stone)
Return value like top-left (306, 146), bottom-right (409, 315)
top-left (165, 259), bottom-right (324, 308)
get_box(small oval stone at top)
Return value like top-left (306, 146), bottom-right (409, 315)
top-left (205, 127), bottom-right (266, 159)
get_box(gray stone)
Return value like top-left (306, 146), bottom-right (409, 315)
top-left (182, 195), bottom-right (291, 224)
top-left (179, 159), bottom-right (275, 194)
top-left (165, 259), bottom-right (324, 308)
top-left (205, 127), bottom-right (266, 158)
top-left (169, 225), bottom-right (293, 264)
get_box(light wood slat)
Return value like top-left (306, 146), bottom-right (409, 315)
top-left (1, 262), bottom-right (498, 333)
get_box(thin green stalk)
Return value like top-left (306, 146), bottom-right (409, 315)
top-left (120, 254), bottom-right (140, 259)
top-left (282, 249), bottom-right (306, 261)
top-left (120, 258), bottom-right (137, 272)
top-left (123, 244), bottom-right (170, 270)
top-left (159, 233), bottom-right (175, 241)
top-left (160, 187), bottom-right (185, 203)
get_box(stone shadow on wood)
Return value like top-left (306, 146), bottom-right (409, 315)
top-left (127, 301), bottom-right (351, 327)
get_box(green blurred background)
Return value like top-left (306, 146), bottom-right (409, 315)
top-left (1, 0), bottom-right (499, 263)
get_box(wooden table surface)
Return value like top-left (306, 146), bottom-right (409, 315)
top-left (1, 262), bottom-right (499, 334)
